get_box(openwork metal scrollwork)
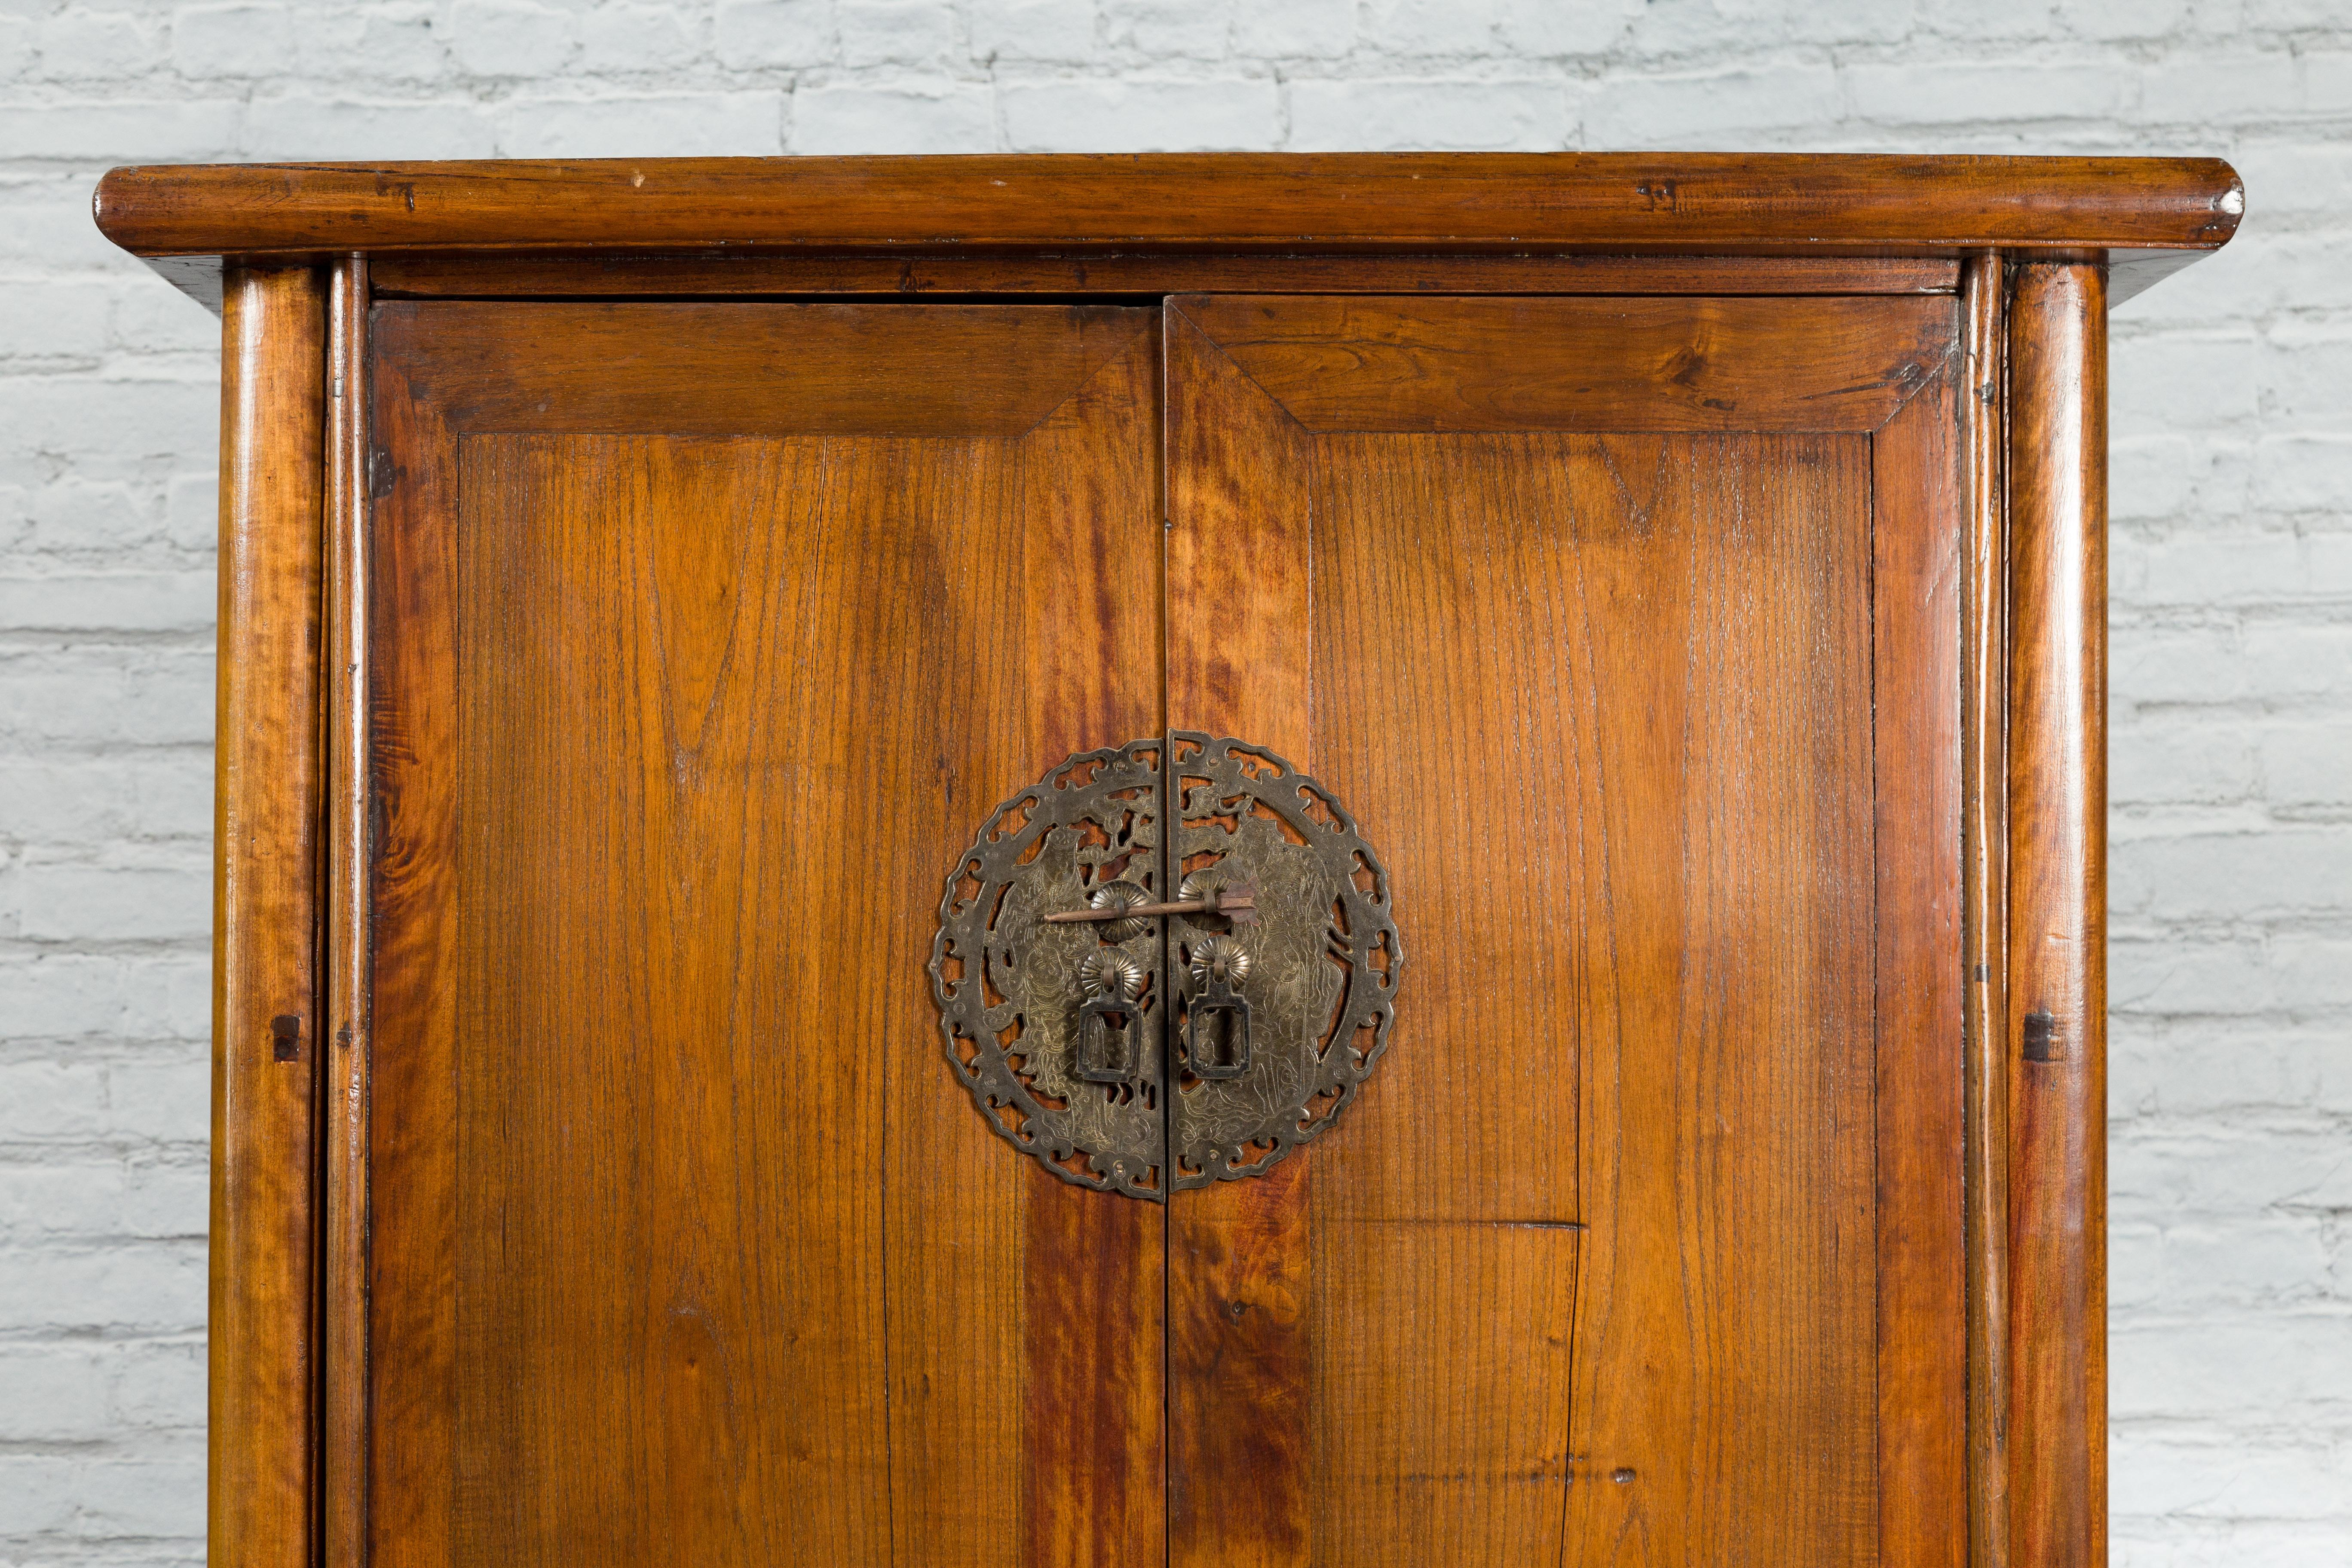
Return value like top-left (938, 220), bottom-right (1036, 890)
top-left (928, 732), bottom-right (1402, 1200)
top-left (1163, 732), bottom-right (1400, 1188)
top-left (928, 739), bottom-right (1166, 1198)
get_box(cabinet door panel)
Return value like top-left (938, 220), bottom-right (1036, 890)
top-left (367, 303), bottom-right (1164, 1568)
top-left (1165, 295), bottom-right (1965, 1568)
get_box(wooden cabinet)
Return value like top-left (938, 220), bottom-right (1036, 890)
top-left (96, 153), bottom-right (2242, 1568)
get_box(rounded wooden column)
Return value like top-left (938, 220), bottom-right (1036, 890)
top-left (2005, 260), bottom-right (2108, 1568)
top-left (211, 263), bottom-right (327, 1568)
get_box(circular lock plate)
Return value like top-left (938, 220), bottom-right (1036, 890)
top-left (928, 733), bottom-right (1402, 1199)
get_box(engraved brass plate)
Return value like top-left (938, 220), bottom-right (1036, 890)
top-left (1163, 732), bottom-right (1400, 1188)
top-left (929, 733), bottom-right (1401, 1200)
top-left (929, 739), bottom-right (1167, 1198)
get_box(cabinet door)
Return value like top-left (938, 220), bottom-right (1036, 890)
top-left (1164, 295), bottom-right (1966, 1568)
top-left (366, 303), bottom-right (1164, 1568)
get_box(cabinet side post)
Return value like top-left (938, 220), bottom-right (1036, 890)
top-left (212, 264), bottom-right (329, 1568)
top-left (2004, 260), bottom-right (2108, 1568)
top-left (324, 254), bottom-right (373, 1568)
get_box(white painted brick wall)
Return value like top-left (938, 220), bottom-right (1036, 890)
top-left (0, 2), bottom-right (2343, 1562)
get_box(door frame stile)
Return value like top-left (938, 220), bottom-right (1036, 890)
top-left (324, 253), bottom-right (374, 1568)
top-left (1960, 251), bottom-right (2013, 1568)
top-left (1156, 310), bottom-right (1177, 1568)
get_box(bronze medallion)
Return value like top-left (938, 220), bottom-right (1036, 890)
top-left (929, 732), bottom-right (1401, 1199)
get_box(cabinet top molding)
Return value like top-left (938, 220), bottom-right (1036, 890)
top-left (98, 152), bottom-right (2240, 260)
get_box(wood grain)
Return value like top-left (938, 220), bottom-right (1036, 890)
top-left (95, 153), bottom-right (2242, 259)
top-left (1547, 431), bottom-right (1879, 1568)
top-left (371, 300), bottom-right (1142, 437)
top-left (368, 303), bottom-right (1163, 1567)
top-left (452, 437), bottom-right (899, 1564)
top-left (2005, 262), bottom-right (2109, 1568)
top-left (368, 251), bottom-right (1963, 301)
top-left (1178, 294), bottom-right (1960, 433)
top-left (323, 253), bottom-right (371, 1568)
top-left (1874, 348), bottom-right (1969, 1568)
top-left (1301, 428), bottom-right (1606, 1568)
top-left (365, 288), bottom-right (462, 1568)
top-left (1167, 294), bottom-right (1963, 1565)
top-left (210, 263), bottom-right (326, 1568)
top-left (1960, 252), bottom-right (2013, 1568)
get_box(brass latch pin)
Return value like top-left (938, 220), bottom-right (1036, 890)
top-left (1042, 882), bottom-right (1259, 926)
